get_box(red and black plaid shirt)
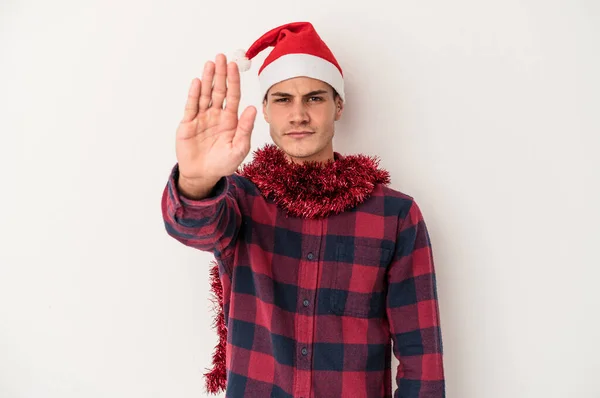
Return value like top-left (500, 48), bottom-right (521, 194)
top-left (162, 163), bottom-right (445, 397)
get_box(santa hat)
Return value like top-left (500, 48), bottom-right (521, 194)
top-left (232, 21), bottom-right (345, 101)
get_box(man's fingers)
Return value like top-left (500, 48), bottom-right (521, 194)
top-left (211, 54), bottom-right (227, 109)
top-left (224, 61), bottom-right (241, 115)
top-left (182, 78), bottom-right (200, 122)
top-left (199, 61), bottom-right (214, 112)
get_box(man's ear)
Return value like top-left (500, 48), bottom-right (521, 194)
top-left (334, 97), bottom-right (344, 121)
top-left (262, 99), bottom-right (269, 123)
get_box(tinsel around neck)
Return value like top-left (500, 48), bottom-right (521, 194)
top-left (237, 144), bottom-right (391, 218)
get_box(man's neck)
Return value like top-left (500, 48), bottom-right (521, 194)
top-left (283, 146), bottom-right (335, 165)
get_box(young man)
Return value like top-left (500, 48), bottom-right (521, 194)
top-left (162, 22), bottom-right (445, 397)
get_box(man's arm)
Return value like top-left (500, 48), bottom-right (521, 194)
top-left (386, 199), bottom-right (445, 397)
top-left (161, 53), bottom-right (255, 264)
top-left (161, 163), bottom-right (242, 262)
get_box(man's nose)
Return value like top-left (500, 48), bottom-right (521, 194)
top-left (289, 101), bottom-right (310, 125)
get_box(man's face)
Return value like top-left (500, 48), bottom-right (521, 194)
top-left (262, 77), bottom-right (344, 164)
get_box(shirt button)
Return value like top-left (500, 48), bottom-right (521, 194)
top-left (307, 252), bottom-right (314, 260)
top-left (301, 347), bottom-right (308, 355)
top-left (303, 299), bottom-right (310, 307)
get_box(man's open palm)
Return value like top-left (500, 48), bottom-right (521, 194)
top-left (176, 53), bottom-right (257, 183)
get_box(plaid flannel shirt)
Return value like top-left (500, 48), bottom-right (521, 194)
top-left (162, 163), bottom-right (445, 397)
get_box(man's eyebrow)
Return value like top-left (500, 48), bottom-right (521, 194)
top-left (270, 90), bottom-right (330, 98)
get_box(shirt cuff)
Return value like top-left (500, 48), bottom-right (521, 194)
top-left (168, 163), bottom-right (230, 209)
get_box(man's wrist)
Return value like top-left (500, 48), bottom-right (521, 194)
top-left (177, 174), bottom-right (222, 200)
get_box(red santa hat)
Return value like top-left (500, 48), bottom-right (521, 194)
top-left (232, 21), bottom-right (345, 102)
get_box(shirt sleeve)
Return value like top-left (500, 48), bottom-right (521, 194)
top-left (386, 199), bottom-right (446, 397)
top-left (161, 163), bottom-right (242, 265)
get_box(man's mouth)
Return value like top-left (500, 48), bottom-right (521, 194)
top-left (287, 131), bottom-right (313, 138)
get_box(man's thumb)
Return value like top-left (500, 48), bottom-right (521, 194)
top-left (235, 106), bottom-right (257, 139)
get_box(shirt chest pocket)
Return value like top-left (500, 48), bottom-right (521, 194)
top-left (329, 243), bottom-right (392, 318)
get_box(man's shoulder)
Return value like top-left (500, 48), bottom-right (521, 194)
top-left (373, 183), bottom-right (417, 219)
top-left (229, 173), bottom-right (260, 196)
top-left (379, 183), bottom-right (414, 201)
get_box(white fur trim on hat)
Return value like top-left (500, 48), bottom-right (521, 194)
top-left (259, 53), bottom-right (345, 101)
top-left (231, 49), bottom-right (252, 72)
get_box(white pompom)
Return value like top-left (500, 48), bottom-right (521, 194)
top-left (231, 48), bottom-right (251, 72)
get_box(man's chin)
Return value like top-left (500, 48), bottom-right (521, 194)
top-left (272, 134), bottom-right (331, 162)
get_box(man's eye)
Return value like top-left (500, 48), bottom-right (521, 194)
top-left (274, 98), bottom-right (288, 103)
top-left (309, 97), bottom-right (323, 102)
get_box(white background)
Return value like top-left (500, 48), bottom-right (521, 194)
top-left (1, 0), bottom-right (599, 397)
